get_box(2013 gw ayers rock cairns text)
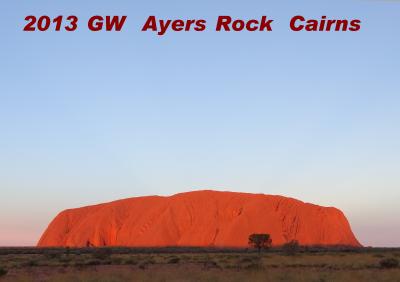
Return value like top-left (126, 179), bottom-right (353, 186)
top-left (38, 190), bottom-right (361, 247)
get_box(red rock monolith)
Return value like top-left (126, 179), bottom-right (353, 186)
top-left (38, 190), bottom-right (361, 247)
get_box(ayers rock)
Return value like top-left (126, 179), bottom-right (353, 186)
top-left (38, 190), bottom-right (361, 247)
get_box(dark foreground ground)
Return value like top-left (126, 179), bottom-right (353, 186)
top-left (0, 247), bottom-right (399, 282)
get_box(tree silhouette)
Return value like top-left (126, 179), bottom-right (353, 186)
top-left (248, 234), bottom-right (272, 252)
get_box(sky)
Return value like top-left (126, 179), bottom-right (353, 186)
top-left (0, 0), bottom-right (399, 247)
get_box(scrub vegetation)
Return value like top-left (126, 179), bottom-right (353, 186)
top-left (0, 247), bottom-right (399, 282)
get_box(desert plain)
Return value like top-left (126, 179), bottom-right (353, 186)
top-left (0, 246), bottom-right (399, 282)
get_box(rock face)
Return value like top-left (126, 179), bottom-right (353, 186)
top-left (38, 190), bottom-right (361, 247)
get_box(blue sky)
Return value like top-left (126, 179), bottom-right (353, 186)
top-left (1, 0), bottom-right (399, 246)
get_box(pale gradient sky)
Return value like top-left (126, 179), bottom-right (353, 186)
top-left (1, 0), bottom-right (399, 247)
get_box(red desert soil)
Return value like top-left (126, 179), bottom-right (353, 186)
top-left (38, 190), bottom-right (361, 247)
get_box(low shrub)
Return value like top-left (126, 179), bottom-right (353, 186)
top-left (23, 260), bottom-right (38, 267)
top-left (73, 261), bottom-right (86, 267)
top-left (0, 267), bottom-right (7, 277)
top-left (111, 257), bottom-right (123, 265)
top-left (224, 264), bottom-right (236, 269)
top-left (44, 252), bottom-right (61, 259)
top-left (238, 256), bottom-right (261, 270)
top-left (145, 259), bottom-right (155, 264)
top-left (203, 260), bottom-right (221, 270)
top-left (167, 257), bottom-right (180, 264)
top-left (124, 258), bottom-right (138, 265)
top-left (86, 259), bottom-right (101, 266)
top-left (92, 248), bottom-right (112, 260)
top-left (245, 262), bottom-right (263, 270)
top-left (240, 257), bottom-right (254, 263)
top-left (282, 240), bottom-right (300, 256)
top-left (373, 254), bottom-right (385, 258)
top-left (379, 258), bottom-right (399, 269)
top-left (59, 256), bottom-right (71, 263)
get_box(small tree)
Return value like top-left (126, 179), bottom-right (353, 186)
top-left (248, 234), bottom-right (272, 253)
